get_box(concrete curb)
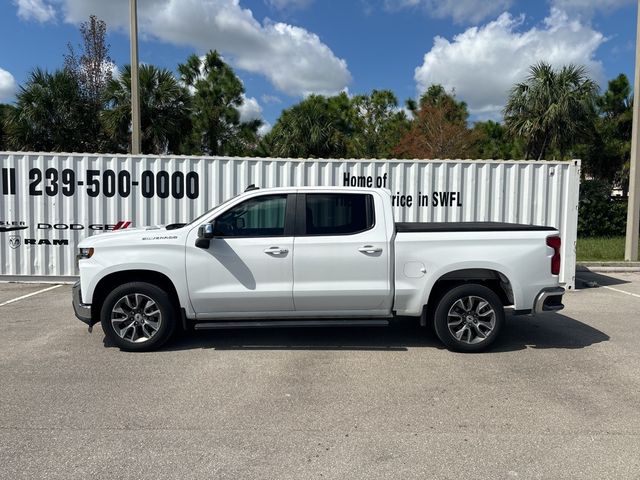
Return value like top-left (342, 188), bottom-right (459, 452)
top-left (577, 263), bottom-right (640, 273)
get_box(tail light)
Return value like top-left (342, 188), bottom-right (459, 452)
top-left (546, 236), bottom-right (561, 275)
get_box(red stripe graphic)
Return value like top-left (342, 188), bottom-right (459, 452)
top-left (113, 221), bottom-right (131, 230)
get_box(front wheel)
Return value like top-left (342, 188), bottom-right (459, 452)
top-left (433, 284), bottom-right (504, 352)
top-left (100, 282), bottom-right (176, 351)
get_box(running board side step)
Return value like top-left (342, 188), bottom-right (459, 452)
top-left (193, 319), bottom-right (390, 330)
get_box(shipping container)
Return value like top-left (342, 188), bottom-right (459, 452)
top-left (0, 152), bottom-right (580, 287)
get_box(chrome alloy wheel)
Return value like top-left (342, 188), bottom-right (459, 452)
top-left (111, 293), bottom-right (162, 343)
top-left (447, 295), bottom-right (496, 345)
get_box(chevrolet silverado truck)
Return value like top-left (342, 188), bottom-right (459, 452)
top-left (73, 186), bottom-right (564, 352)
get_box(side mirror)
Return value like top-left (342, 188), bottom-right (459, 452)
top-left (198, 223), bottom-right (215, 239)
top-left (196, 223), bottom-right (214, 248)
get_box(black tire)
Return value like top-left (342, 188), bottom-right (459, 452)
top-left (100, 282), bottom-right (176, 351)
top-left (433, 283), bottom-right (504, 353)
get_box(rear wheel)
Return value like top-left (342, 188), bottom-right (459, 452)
top-left (433, 284), bottom-right (504, 352)
top-left (100, 282), bottom-right (176, 351)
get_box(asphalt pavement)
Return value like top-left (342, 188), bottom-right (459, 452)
top-left (0, 272), bottom-right (639, 479)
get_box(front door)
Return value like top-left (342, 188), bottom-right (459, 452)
top-left (186, 193), bottom-right (295, 317)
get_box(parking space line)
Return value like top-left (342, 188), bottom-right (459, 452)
top-left (0, 285), bottom-right (63, 307)
top-left (601, 285), bottom-right (640, 299)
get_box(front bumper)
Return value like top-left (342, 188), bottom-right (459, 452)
top-left (534, 287), bottom-right (565, 313)
top-left (72, 281), bottom-right (95, 326)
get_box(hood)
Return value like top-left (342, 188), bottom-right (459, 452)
top-left (78, 223), bottom-right (189, 248)
top-left (101, 223), bottom-right (187, 234)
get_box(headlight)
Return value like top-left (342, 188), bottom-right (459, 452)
top-left (76, 247), bottom-right (94, 269)
top-left (78, 247), bottom-right (94, 260)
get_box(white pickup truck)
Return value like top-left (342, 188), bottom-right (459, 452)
top-left (73, 186), bottom-right (564, 352)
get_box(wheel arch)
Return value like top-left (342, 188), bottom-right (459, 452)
top-left (90, 269), bottom-right (181, 322)
top-left (424, 268), bottom-right (515, 322)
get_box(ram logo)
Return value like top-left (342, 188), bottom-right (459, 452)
top-left (9, 235), bottom-right (21, 249)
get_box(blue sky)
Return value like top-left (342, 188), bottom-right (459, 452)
top-left (0, 0), bottom-right (637, 130)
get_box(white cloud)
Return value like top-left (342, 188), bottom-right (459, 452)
top-left (385, 0), bottom-right (512, 24)
top-left (109, 63), bottom-right (120, 80)
top-left (0, 68), bottom-right (18, 102)
top-left (550, 0), bottom-right (635, 18)
top-left (261, 94), bottom-right (282, 104)
top-left (258, 122), bottom-right (272, 136)
top-left (414, 9), bottom-right (606, 118)
top-left (14, 0), bottom-right (56, 22)
top-left (267, 0), bottom-right (313, 10)
top-left (238, 95), bottom-right (263, 122)
top-left (58, 0), bottom-right (351, 97)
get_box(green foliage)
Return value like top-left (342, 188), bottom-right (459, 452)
top-left (262, 93), bottom-right (355, 158)
top-left (349, 90), bottom-right (410, 158)
top-left (471, 120), bottom-right (524, 159)
top-left (262, 89), bottom-right (410, 159)
top-left (504, 62), bottom-right (599, 160)
top-left (579, 73), bottom-right (632, 187)
top-left (578, 179), bottom-right (627, 237)
top-left (0, 104), bottom-right (15, 150)
top-left (102, 64), bottom-right (191, 154)
top-left (178, 51), bottom-right (259, 156)
top-left (600, 73), bottom-right (633, 122)
top-left (5, 68), bottom-right (98, 152)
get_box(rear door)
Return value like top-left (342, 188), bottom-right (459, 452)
top-left (292, 192), bottom-right (392, 316)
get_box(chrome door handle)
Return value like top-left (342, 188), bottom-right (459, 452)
top-left (358, 245), bottom-right (383, 254)
top-left (264, 246), bottom-right (289, 255)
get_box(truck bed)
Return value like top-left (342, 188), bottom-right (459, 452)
top-left (395, 222), bottom-right (557, 233)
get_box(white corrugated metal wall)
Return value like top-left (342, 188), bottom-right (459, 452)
top-left (0, 153), bottom-right (580, 288)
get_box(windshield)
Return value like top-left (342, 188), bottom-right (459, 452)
top-left (186, 193), bottom-right (240, 226)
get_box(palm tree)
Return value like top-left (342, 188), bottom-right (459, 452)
top-left (5, 68), bottom-right (96, 152)
top-left (504, 62), bottom-right (599, 160)
top-left (102, 64), bottom-right (191, 154)
top-left (263, 93), bottom-right (353, 158)
top-left (0, 104), bottom-right (16, 150)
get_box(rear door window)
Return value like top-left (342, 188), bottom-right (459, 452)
top-left (303, 193), bottom-right (374, 235)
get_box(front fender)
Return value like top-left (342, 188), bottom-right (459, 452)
top-left (80, 260), bottom-right (191, 317)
